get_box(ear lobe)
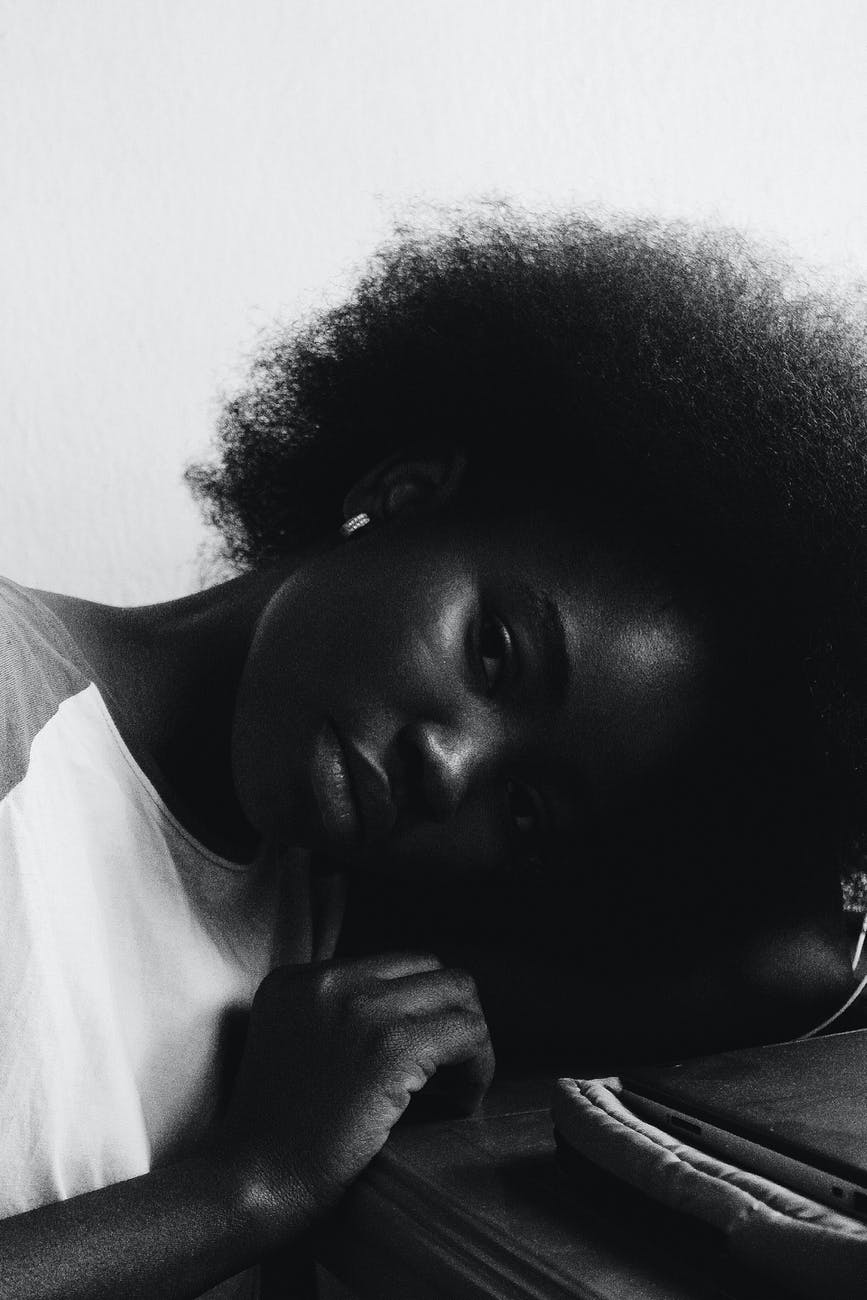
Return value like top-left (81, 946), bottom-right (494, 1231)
top-left (342, 446), bottom-right (468, 523)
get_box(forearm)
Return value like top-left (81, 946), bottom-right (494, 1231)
top-left (0, 1152), bottom-right (300, 1300)
top-left (0, 952), bottom-right (494, 1299)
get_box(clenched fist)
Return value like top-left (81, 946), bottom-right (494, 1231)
top-left (212, 952), bottom-right (494, 1246)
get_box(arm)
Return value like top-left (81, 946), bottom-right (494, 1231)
top-left (0, 1151), bottom-right (266, 1300)
top-left (0, 952), bottom-right (494, 1300)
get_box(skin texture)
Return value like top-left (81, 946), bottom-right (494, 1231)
top-left (0, 951), bottom-right (492, 1299)
top-left (13, 459), bottom-right (858, 1292)
top-left (13, 209), bottom-right (867, 1295)
top-left (231, 502), bottom-right (710, 885)
top-left (41, 449), bottom-right (855, 1015)
top-left (186, 211), bottom-right (867, 929)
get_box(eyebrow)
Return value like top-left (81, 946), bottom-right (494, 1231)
top-left (507, 580), bottom-right (571, 704)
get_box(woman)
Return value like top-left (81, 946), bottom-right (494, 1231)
top-left (1, 208), bottom-right (865, 1297)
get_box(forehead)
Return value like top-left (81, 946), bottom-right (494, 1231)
top-left (463, 502), bottom-right (702, 645)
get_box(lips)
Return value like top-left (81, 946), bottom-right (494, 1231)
top-left (343, 738), bottom-right (397, 848)
top-left (310, 719), bottom-right (395, 858)
top-left (311, 719), bottom-right (362, 856)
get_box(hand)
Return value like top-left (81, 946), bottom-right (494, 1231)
top-left (213, 952), bottom-right (494, 1244)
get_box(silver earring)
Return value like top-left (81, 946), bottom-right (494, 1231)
top-left (340, 511), bottom-right (371, 538)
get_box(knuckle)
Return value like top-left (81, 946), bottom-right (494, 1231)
top-left (447, 966), bottom-right (478, 997)
top-left (373, 1017), bottom-right (414, 1064)
top-left (344, 986), bottom-right (375, 1022)
top-left (414, 952), bottom-right (443, 969)
top-left (313, 963), bottom-right (340, 999)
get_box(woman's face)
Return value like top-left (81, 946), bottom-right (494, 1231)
top-left (231, 501), bottom-right (717, 885)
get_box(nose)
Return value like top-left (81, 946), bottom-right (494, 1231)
top-left (398, 712), bottom-right (499, 823)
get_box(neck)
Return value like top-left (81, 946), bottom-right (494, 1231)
top-left (38, 567), bottom-right (289, 862)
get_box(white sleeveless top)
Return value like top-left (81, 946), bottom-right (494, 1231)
top-left (0, 577), bottom-right (341, 1297)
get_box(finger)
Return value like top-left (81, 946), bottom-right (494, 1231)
top-left (357, 966), bottom-right (483, 1018)
top-left (411, 1007), bottom-right (496, 1114)
top-left (333, 950), bottom-right (444, 983)
top-left (348, 970), bottom-right (494, 1111)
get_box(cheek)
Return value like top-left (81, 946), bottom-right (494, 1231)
top-left (230, 666), bottom-right (305, 839)
top-left (590, 623), bottom-right (711, 776)
top-left (291, 566), bottom-right (447, 698)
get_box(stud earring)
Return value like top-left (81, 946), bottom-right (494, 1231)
top-left (340, 511), bottom-right (371, 538)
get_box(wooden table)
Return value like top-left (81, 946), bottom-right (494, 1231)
top-left (311, 1075), bottom-right (796, 1300)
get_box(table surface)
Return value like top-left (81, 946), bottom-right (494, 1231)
top-left (312, 1074), bottom-right (797, 1300)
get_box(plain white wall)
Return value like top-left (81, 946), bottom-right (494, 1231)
top-left (2, 0), bottom-right (865, 602)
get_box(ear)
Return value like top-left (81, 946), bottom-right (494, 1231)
top-left (342, 446), bottom-right (468, 524)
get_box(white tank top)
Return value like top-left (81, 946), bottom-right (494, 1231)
top-left (0, 577), bottom-right (341, 1297)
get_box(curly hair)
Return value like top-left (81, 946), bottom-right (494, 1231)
top-left (186, 205), bottom-right (867, 895)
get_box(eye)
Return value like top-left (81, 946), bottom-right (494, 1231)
top-left (478, 614), bottom-right (510, 695)
top-left (505, 777), bottom-right (541, 838)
